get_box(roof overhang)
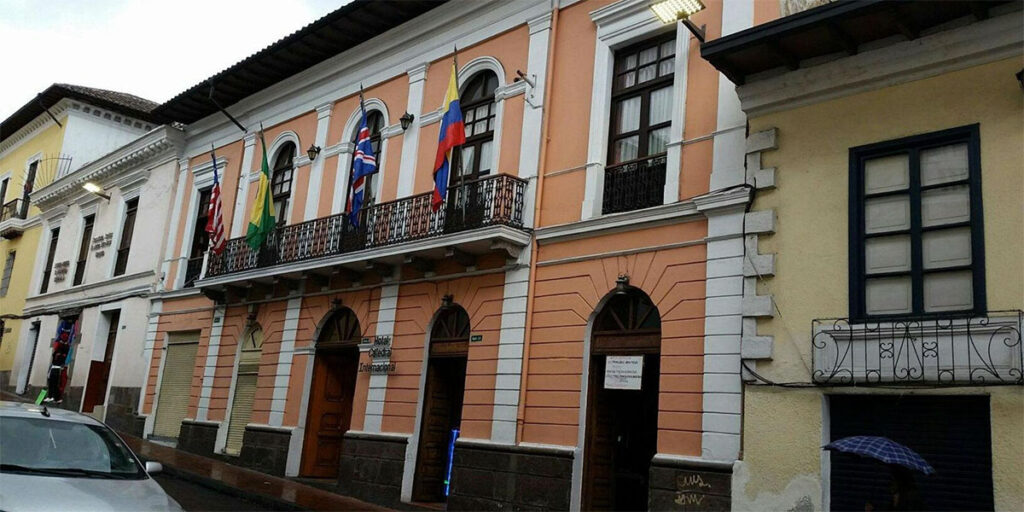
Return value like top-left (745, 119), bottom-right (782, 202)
top-left (700, 0), bottom-right (1017, 86)
top-left (0, 84), bottom-right (161, 142)
top-left (154, 0), bottom-right (447, 125)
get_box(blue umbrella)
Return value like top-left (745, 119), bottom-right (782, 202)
top-left (824, 436), bottom-right (935, 475)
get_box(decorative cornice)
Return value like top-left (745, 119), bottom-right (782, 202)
top-left (0, 100), bottom-right (70, 158)
top-left (495, 81), bottom-right (529, 101)
top-left (32, 126), bottom-right (185, 209)
top-left (22, 272), bottom-right (156, 316)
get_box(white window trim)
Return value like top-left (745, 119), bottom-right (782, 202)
top-left (0, 172), bottom-right (12, 203)
top-left (457, 56), bottom-right (507, 176)
top-left (338, 98), bottom-right (391, 205)
top-left (105, 198), bottom-right (129, 279)
top-left (581, 0), bottom-right (688, 220)
top-left (173, 157), bottom-right (222, 289)
top-left (71, 209), bottom-right (96, 288)
top-left (265, 130), bottom-right (301, 225)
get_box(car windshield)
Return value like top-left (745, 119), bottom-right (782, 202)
top-left (0, 416), bottom-right (145, 479)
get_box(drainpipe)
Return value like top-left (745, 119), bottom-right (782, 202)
top-left (516, 0), bottom-right (559, 444)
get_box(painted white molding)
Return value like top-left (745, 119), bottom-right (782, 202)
top-left (304, 103), bottom-right (334, 221)
top-left (230, 133), bottom-right (258, 237)
top-left (736, 11), bottom-right (1024, 117)
top-left (338, 98), bottom-right (390, 202)
top-left (490, 255), bottom-right (531, 444)
top-left (179, 0), bottom-right (551, 161)
top-left (396, 60), bottom-right (430, 201)
top-left (663, 24), bottom-right (690, 205)
top-left (710, 0), bottom-right (754, 192)
top-left (364, 284), bottom-right (399, 433)
top-left (582, 0), bottom-right (677, 220)
top-left (197, 305), bottom-right (226, 422)
top-left (516, 11), bottom-right (553, 229)
top-left (270, 297), bottom-right (303, 427)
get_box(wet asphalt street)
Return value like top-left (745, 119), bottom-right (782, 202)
top-left (152, 472), bottom-right (279, 512)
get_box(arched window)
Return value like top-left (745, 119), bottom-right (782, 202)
top-left (452, 71), bottom-right (499, 184)
top-left (271, 142), bottom-right (295, 224)
top-left (429, 303), bottom-right (471, 358)
top-left (592, 288), bottom-right (661, 353)
top-left (317, 307), bottom-right (362, 345)
top-left (351, 111), bottom-right (385, 205)
top-left (226, 324), bottom-right (263, 455)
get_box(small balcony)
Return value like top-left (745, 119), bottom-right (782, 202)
top-left (183, 255), bottom-right (205, 288)
top-left (602, 154), bottom-right (666, 215)
top-left (812, 311), bottom-right (1023, 386)
top-left (199, 173), bottom-right (529, 287)
top-left (0, 198), bottom-right (29, 239)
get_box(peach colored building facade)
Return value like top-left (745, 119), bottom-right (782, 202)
top-left (138, 1), bottom-right (777, 509)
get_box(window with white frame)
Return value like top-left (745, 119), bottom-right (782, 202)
top-left (351, 110), bottom-right (385, 205)
top-left (849, 124), bottom-right (985, 319)
top-left (271, 143), bottom-right (295, 225)
top-left (0, 250), bottom-right (14, 296)
top-left (73, 214), bottom-right (95, 286)
top-left (40, 227), bottom-right (59, 294)
top-left (453, 71), bottom-right (499, 183)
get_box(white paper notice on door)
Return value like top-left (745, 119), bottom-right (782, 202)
top-left (604, 355), bottom-right (643, 390)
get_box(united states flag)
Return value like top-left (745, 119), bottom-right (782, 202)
top-left (205, 146), bottom-right (226, 254)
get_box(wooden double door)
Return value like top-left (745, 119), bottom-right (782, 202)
top-left (300, 346), bottom-right (359, 478)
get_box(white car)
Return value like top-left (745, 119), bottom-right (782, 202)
top-left (0, 401), bottom-right (183, 512)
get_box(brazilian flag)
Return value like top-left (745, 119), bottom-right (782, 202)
top-left (246, 133), bottom-right (276, 249)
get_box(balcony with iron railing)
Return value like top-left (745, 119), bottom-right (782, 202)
top-left (0, 198), bottom-right (29, 239)
top-left (198, 173), bottom-right (529, 285)
top-left (602, 154), bottom-right (666, 215)
top-left (812, 311), bottom-right (1023, 386)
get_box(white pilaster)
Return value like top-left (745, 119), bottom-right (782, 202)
top-left (396, 63), bottom-right (429, 198)
top-left (363, 283), bottom-right (399, 433)
top-left (330, 142), bottom-right (355, 215)
top-left (663, 24), bottom-right (691, 205)
top-left (710, 0), bottom-right (755, 191)
top-left (196, 305), bottom-right (226, 422)
top-left (518, 14), bottom-right (551, 228)
top-left (137, 299), bottom-right (162, 415)
top-left (269, 297), bottom-right (302, 427)
top-left (230, 133), bottom-right (258, 237)
top-left (490, 253), bottom-right (531, 444)
top-left (304, 103), bottom-right (334, 221)
top-left (160, 160), bottom-right (189, 288)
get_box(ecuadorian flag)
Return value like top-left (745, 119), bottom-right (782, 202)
top-left (432, 62), bottom-right (466, 211)
top-left (246, 134), bottom-right (276, 249)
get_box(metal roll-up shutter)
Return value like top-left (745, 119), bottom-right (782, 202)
top-left (829, 395), bottom-right (993, 511)
top-left (152, 336), bottom-right (199, 438)
top-left (225, 372), bottom-right (257, 455)
top-left (225, 327), bottom-right (263, 455)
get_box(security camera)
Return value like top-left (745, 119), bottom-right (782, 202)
top-left (515, 70), bottom-right (536, 88)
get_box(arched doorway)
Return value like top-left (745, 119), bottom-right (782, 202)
top-left (225, 324), bottom-right (263, 455)
top-left (412, 301), bottom-right (470, 503)
top-left (582, 285), bottom-right (661, 510)
top-left (300, 307), bottom-right (361, 478)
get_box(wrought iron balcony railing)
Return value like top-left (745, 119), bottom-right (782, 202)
top-left (812, 311), bottom-right (1023, 386)
top-left (0, 198), bottom-right (27, 223)
top-left (602, 154), bottom-right (666, 215)
top-left (206, 173), bottom-right (527, 279)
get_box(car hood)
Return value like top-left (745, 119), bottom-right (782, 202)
top-left (0, 473), bottom-right (182, 512)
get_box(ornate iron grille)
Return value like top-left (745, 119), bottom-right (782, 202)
top-left (206, 173), bottom-right (527, 278)
top-left (812, 311), bottom-right (1023, 385)
top-left (0, 199), bottom-right (26, 222)
top-left (602, 154), bottom-right (666, 215)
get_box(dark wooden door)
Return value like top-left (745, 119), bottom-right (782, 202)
top-left (82, 311), bottom-right (120, 413)
top-left (412, 356), bottom-right (467, 503)
top-left (583, 353), bottom-right (660, 511)
top-left (300, 348), bottom-right (358, 478)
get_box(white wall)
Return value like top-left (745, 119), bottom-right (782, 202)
top-left (60, 109), bottom-right (151, 173)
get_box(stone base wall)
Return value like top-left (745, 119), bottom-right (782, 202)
top-left (239, 425), bottom-right (292, 476)
top-left (104, 387), bottom-right (145, 437)
top-left (178, 420), bottom-right (220, 456)
top-left (0, 370), bottom-right (12, 394)
top-left (448, 442), bottom-right (574, 511)
top-left (337, 433), bottom-right (408, 509)
top-left (63, 385), bottom-right (83, 412)
top-left (649, 460), bottom-right (733, 511)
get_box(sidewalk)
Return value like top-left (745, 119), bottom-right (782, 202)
top-left (122, 435), bottom-right (390, 512)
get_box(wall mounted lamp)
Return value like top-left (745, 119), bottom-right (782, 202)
top-left (400, 111), bottom-right (415, 131)
top-left (82, 182), bottom-right (111, 200)
top-left (651, 0), bottom-right (707, 43)
top-left (307, 144), bottom-right (322, 161)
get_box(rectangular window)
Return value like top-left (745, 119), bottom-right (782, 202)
top-left (41, 227), bottom-right (59, 294)
top-left (0, 177), bottom-right (8, 204)
top-left (0, 250), bottom-right (14, 296)
top-left (184, 189), bottom-right (212, 287)
top-left (113, 198), bottom-right (139, 276)
top-left (73, 215), bottom-right (95, 286)
top-left (608, 34), bottom-right (675, 165)
top-left (849, 124), bottom-right (984, 319)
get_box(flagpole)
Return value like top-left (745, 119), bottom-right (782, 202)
top-left (452, 45), bottom-right (467, 223)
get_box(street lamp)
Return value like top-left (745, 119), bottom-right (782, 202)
top-left (400, 111), bottom-right (415, 131)
top-left (82, 182), bottom-right (111, 200)
top-left (650, 0), bottom-right (707, 42)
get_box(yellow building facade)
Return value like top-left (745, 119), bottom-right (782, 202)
top-left (0, 84), bottom-right (158, 394)
top-left (701, 2), bottom-right (1023, 511)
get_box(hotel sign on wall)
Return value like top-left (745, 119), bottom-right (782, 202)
top-left (91, 232), bottom-right (113, 258)
top-left (359, 335), bottom-right (396, 374)
top-left (604, 355), bottom-right (643, 390)
top-left (53, 261), bottom-right (70, 283)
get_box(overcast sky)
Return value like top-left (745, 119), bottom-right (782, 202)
top-left (0, 0), bottom-right (346, 120)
